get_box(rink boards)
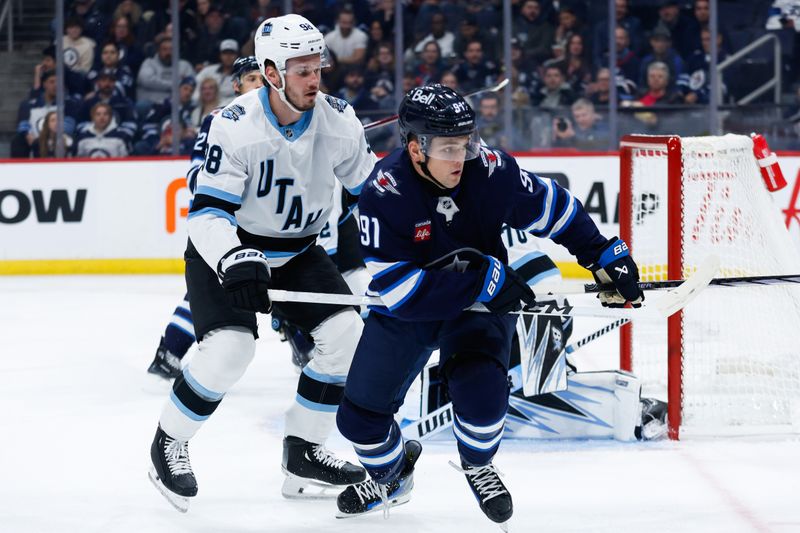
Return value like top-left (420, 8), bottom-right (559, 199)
top-left (1, 153), bottom-right (800, 276)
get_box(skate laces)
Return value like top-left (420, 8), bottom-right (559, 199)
top-left (352, 479), bottom-right (392, 519)
top-left (164, 437), bottom-right (193, 476)
top-left (311, 445), bottom-right (347, 470)
top-left (449, 461), bottom-right (507, 502)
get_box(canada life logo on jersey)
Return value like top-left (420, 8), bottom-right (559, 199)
top-left (414, 220), bottom-right (431, 242)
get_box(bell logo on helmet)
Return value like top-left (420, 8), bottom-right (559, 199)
top-left (262, 22), bottom-right (272, 35)
top-left (410, 89), bottom-right (435, 105)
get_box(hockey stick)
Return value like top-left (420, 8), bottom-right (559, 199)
top-left (363, 78), bottom-right (510, 131)
top-left (565, 318), bottom-right (628, 354)
top-left (268, 254), bottom-right (721, 320)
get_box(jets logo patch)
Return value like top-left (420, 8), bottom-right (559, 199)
top-left (479, 147), bottom-right (504, 177)
top-left (372, 170), bottom-right (400, 196)
top-left (221, 104), bottom-right (246, 121)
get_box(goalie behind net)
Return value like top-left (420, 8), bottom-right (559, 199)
top-left (620, 133), bottom-right (800, 438)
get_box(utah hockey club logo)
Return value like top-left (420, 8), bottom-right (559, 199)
top-left (222, 104), bottom-right (246, 121)
top-left (436, 196), bottom-right (459, 223)
top-left (414, 220), bottom-right (431, 242)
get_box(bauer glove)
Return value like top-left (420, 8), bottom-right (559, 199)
top-left (217, 246), bottom-right (272, 313)
top-left (474, 255), bottom-right (536, 314)
top-left (588, 237), bottom-right (644, 308)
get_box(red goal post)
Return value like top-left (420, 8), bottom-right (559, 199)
top-left (619, 134), bottom-right (800, 440)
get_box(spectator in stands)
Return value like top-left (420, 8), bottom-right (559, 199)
top-left (553, 5), bottom-right (588, 55)
top-left (74, 102), bottom-right (131, 158)
top-left (552, 98), bottom-right (609, 150)
top-left (324, 7), bottom-right (368, 66)
top-left (513, 0), bottom-right (555, 65)
top-left (637, 62), bottom-right (682, 105)
top-left (364, 42), bottom-right (395, 91)
top-left (190, 77), bottom-right (221, 128)
top-left (87, 41), bottom-right (135, 99)
top-left (508, 66), bottom-right (532, 108)
top-left (453, 39), bottom-right (497, 93)
top-left (453, 15), bottom-right (495, 64)
top-left (412, 12), bottom-right (456, 61)
top-left (37, 45), bottom-right (87, 97)
top-left (592, 0), bottom-right (644, 67)
top-left (78, 69), bottom-right (137, 141)
top-left (678, 28), bottom-right (729, 104)
top-left (32, 111), bottom-right (73, 158)
top-left (335, 66), bottom-right (371, 111)
top-left (509, 37), bottom-right (539, 98)
top-left (476, 92), bottom-right (508, 149)
top-left (639, 26), bottom-right (685, 91)
top-left (194, 39), bottom-right (239, 106)
top-left (63, 17), bottom-right (96, 75)
top-left (107, 15), bottom-right (145, 75)
top-left (112, 0), bottom-right (142, 28)
top-left (531, 64), bottom-right (575, 109)
top-left (153, 119), bottom-right (194, 155)
top-left (613, 25), bottom-right (640, 89)
top-left (439, 70), bottom-right (460, 93)
top-left (364, 78), bottom-right (396, 113)
top-left (135, 77), bottom-right (197, 156)
top-left (367, 20), bottom-right (386, 53)
top-left (11, 70), bottom-right (79, 158)
top-left (653, 0), bottom-right (700, 60)
top-left (191, 4), bottom-right (241, 68)
top-left (68, 0), bottom-right (109, 45)
top-left (585, 67), bottom-right (613, 106)
top-left (561, 33), bottom-right (593, 96)
top-left (410, 40), bottom-right (445, 86)
top-left (402, 72), bottom-right (416, 93)
top-left (136, 35), bottom-right (194, 113)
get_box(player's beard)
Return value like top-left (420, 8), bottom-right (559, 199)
top-left (285, 84), bottom-right (317, 111)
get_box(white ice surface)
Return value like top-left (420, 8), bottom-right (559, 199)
top-left (1, 275), bottom-right (798, 533)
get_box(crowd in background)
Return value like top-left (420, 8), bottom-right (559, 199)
top-left (10, 0), bottom-right (800, 159)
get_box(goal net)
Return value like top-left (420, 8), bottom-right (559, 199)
top-left (619, 134), bottom-right (800, 439)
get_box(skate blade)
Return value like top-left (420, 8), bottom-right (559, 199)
top-left (281, 470), bottom-right (344, 500)
top-left (148, 466), bottom-right (191, 513)
top-left (335, 493), bottom-right (412, 519)
top-left (498, 521), bottom-right (509, 532)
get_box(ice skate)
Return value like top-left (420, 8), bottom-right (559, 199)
top-left (451, 460), bottom-right (513, 529)
top-left (148, 425), bottom-right (197, 512)
top-left (281, 436), bottom-right (366, 499)
top-left (637, 397), bottom-right (668, 441)
top-left (147, 337), bottom-right (182, 380)
top-left (336, 439), bottom-right (422, 518)
top-left (272, 317), bottom-right (315, 371)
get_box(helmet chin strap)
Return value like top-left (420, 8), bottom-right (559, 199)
top-left (266, 70), bottom-right (305, 115)
top-left (417, 155), bottom-right (453, 191)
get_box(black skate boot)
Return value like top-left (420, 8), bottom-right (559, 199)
top-left (281, 436), bottom-right (366, 499)
top-left (271, 317), bottom-right (315, 371)
top-left (148, 425), bottom-right (197, 512)
top-left (147, 337), bottom-right (182, 380)
top-left (336, 439), bottom-right (422, 518)
top-left (453, 461), bottom-right (513, 528)
top-left (636, 397), bottom-right (668, 440)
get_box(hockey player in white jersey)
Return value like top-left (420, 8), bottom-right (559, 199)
top-left (148, 14), bottom-right (377, 512)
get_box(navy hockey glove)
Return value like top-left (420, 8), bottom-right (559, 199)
top-left (217, 246), bottom-right (272, 313)
top-left (474, 256), bottom-right (536, 314)
top-left (588, 237), bottom-right (644, 308)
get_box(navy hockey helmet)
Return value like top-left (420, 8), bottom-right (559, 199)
top-left (232, 55), bottom-right (260, 81)
top-left (398, 84), bottom-right (480, 161)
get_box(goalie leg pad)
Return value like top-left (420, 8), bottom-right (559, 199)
top-left (285, 309), bottom-right (363, 443)
top-left (444, 353), bottom-right (508, 466)
top-left (159, 326), bottom-right (255, 441)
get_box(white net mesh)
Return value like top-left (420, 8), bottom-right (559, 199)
top-left (627, 134), bottom-right (800, 436)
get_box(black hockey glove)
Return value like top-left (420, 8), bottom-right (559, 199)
top-left (217, 246), bottom-right (272, 313)
top-left (587, 237), bottom-right (644, 308)
top-left (474, 255), bottom-right (536, 314)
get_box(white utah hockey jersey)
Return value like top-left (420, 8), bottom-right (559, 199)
top-left (188, 87), bottom-right (377, 271)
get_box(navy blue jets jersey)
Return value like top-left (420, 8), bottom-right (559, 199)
top-left (357, 147), bottom-right (607, 320)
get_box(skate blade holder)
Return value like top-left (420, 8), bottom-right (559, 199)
top-left (148, 466), bottom-right (190, 513)
top-left (281, 469), bottom-right (345, 500)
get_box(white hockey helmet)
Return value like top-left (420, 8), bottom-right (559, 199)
top-left (254, 15), bottom-right (328, 112)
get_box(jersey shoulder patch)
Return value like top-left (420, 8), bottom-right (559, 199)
top-left (371, 169), bottom-right (401, 197)
top-left (324, 94), bottom-right (349, 113)
top-left (221, 103), bottom-right (246, 121)
top-left (478, 146), bottom-right (506, 177)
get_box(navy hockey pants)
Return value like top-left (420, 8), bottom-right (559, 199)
top-left (337, 310), bottom-right (515, 472)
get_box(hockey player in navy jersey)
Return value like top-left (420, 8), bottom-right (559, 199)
top-left (147, 55), bottom-right (264, 380)
top-left (335, 84), bottom-right (643, 526)
top-left (148, 14), bottom-right (377, 512)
